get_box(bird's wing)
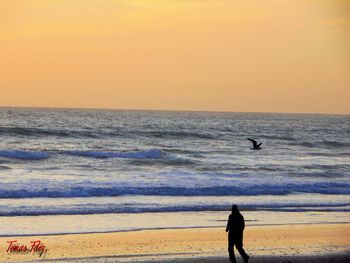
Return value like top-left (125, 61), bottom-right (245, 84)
top-left (257, 143), bottom-right (262, 148)
top-left (247, 138), bottom-right (257, 147)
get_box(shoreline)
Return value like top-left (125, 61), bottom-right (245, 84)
top-left (1, 210), bottom-right (349, 237)
top-left (1, 223), bottom-right (349, 262)
top-left (0, 221), bottom-right (349, 238)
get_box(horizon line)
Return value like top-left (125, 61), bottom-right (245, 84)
top-left (0, 105), bottom-right (349, 116)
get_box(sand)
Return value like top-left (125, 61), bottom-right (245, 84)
top-left (0, 223), bottom-right (349, 262)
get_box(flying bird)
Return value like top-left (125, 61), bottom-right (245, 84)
top-left (247, 138), bottom-right (262, 150)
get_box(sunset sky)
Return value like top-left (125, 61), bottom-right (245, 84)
top-left (0, 0), bottom-right (349, 114)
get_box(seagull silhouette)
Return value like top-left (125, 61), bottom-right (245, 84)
top-left (247, 138), bottom-right (262, 150)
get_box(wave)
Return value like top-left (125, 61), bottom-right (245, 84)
top-left (0, 148), bottom-right (181, 161)
top-left (1, 181), bottom-right (349, 198)
top-left (0, 150), bottom-right (49, 160)
top-left (0, 126), bottom-right (130, 139)
top-left (127, 158), bottom-right (196, 166)
top-left (260, 135), bottom-right (296, 141)
top-left (0, 127), bottom-right (83, 138)
top-left (290, 140), bottom-right (350, 149)
top-left (135, 130), bottom-right (217, 140)
top-left (66, 148), bottom-right (167, 159)
top-left (308, 152), bottom-right (350, 157)
top-left (1, 203), bottom-right (349, 216)
top-left (320, 140), bottom-right (350, 148)
top-left (0, 126), bottom-right (218, 140)
top-left (291, 141), bottom-right (315, 147)
top-left (301, 164), bottom-right (348, 170)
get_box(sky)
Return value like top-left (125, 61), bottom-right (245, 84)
top-left (0, 0), bottom-right (349, 114)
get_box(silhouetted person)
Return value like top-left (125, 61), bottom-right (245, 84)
top-left (226, 205), bottom-right (249, 263)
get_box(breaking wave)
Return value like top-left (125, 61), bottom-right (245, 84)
top-left (290, 140), bottom-right (350, 149)
top-left (66, 148), bottom-right (167, 159)
top-left (0, 150), bottom-right (49, 160)
top-left (1, 181), bottom-right (349, 199)
top-left (260, 135), bottom-right (296, 141)
top-left (1, 202), bottom-right (349, 216)
top-left (0, 148), bottom-right (179, 161)
top-left (0, 127), bottom-right (218, 140)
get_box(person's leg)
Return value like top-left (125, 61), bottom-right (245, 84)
top-left (235, 239), bottom-right (249, 262)
top-left (228, 234), bottom-right (237, 263)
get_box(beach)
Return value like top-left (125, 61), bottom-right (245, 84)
top-left (1, 223), bottom-right (349, 262)
top-left (2, 0), bottom-right (350, 260)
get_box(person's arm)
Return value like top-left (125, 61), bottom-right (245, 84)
top-left (241, 214), bottom-right (245, 231)
top-left (226, 215), bottom-right (231, 232)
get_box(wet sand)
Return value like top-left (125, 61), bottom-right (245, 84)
top-left (0, 223), bottom-right (349, 262)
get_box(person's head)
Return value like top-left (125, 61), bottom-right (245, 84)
top-left (231, 205), bottom-right (239, 213)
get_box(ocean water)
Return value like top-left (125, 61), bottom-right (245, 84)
top-left (0, 108), bottom-right (349, 231)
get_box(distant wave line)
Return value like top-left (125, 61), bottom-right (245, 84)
top-left (0, 203), bottom-right (349, 216)
top-left (0, 149), bottom-right (173, 160)
top-left (0, 127), bottom-right (219, 140)
top-left (0, 182), bottom-right (349, 198)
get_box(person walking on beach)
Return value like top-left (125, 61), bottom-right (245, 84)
top-left (226, 205), bottom-right (249, 263)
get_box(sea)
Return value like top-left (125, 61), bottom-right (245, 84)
top-left (0, 108), bottom-right (349, 235)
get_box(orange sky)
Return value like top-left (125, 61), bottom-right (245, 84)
top-left (0, 0), bottom-right (349, 114)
